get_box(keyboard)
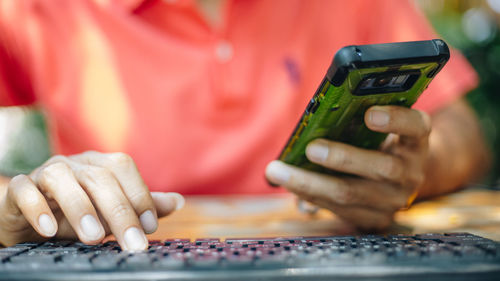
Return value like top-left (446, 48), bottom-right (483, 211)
top-left (0, 232), bottom-right (498, 281)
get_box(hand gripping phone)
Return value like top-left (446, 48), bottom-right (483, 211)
top-left (278, 39), bottom-right (450, 173)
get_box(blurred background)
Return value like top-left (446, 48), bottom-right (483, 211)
top-left (0, 0), bottom-right (499, 186)
top-left (419, 0), bottom-right (500, 186)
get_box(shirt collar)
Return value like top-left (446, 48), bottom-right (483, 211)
top-left (110, 0), bottom-right (194, 11)
top-left (92, 0), bottom-right (191, 11)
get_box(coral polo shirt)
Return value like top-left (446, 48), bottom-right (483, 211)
top-left (0, 0), bottom-right (477, 194)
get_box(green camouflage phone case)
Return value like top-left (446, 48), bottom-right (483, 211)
top-left (279, 39), bottom-right (450, 172)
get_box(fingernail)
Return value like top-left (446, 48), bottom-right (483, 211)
top-left (369, 109), bottom-right (389, 126)
top-left (139, 210), bottom-right (157, 234)
top-left (165, 192), bottom-right (185, 211)
top-left (38, 214), bottom-right (56, 236)
top-left (80, 214), bottom-right (103, 241)
top-left (306, 142), bottom-right (329, 162)
top-left (265, 161), bottom-right (291, 185)
top-left (124, 227), bottom-right (148, 251)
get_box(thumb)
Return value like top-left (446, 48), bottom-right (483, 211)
top-left (151, 192), bottom-right (185, 218)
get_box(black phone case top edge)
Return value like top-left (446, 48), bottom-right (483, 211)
top-left (326, 39), bottom-right (450, 87)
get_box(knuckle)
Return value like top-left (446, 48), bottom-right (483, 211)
top-left (65, 197), bottom-right (91, 213)
top-left (9, 174), bottom-right (29, 186)
top-left (379, 157), bottom-right (403, 180)
top-left (78, 166), bottom-right (112, 182)
top-left (419, 111), bottom-right (432, 135)
top-left (127, 191), bottom-right (151, 209)
top-left (108, 152), bottom-right (134, 168)
top-left (288, 173), bottom-right (315, 199)
top-left (78, 151), bottom-right (101, 163)
top-left (44, 161), bottom-right (70, 174)
top-left (412, 111), bottom-right (432, 139)
top-left (47, 155), bottom-right (67, 164)
top-left (76, 166), bottom-right (116, 191)
top-left (421, 124), bottom-right (432, 138)
top-left (39, 162), bottom-right (71, 187)
top-left (329, 147), bottom-right (351, 168)
top-left (335, 190), bottom-right (352, 205)
top-left (330, 181), bottom-right (352, 205)
top-left (294, 179), bottom-right (312, 195)
top-left (110, 202), bottom-right (134, 220)
top-left (418, 125), bottom-right (432, 139)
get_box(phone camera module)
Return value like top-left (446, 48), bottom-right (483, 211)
top-left (354, 71), bottom-right (420, 96)
top-left (373, 76), bottom-right (392, 87)
top-left (393, 74), bottom-right (409, 86)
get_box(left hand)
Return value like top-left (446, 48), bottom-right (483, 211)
top-left (265, 105), bottom-right (432, 230)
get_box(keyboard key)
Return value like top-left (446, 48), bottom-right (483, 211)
top-left (189, 254), bottom-right (220, 269)
top-left (58, 254), bottom-right (93, 271)
top-left (91, 253), bottom-right (127, 270)
top-left (154, 255), bottom-right (185, 269)
top-left (0, 232), bottom-right (498, 278)
top-left (123, 253), bottom-right (155, 269)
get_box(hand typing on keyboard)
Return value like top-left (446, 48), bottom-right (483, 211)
top-left (266, 106), bottom-right (431, 230)
top-left (0, 152), bottom-right (184, 251)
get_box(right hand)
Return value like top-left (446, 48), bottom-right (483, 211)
top-left (0, 151), bottom-right (184, 251)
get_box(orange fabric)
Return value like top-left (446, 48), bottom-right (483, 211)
top-left (0, 0), bottom-right (477, 194)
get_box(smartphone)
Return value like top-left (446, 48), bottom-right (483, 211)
top-left (278, 39), bottom-right (450, 173)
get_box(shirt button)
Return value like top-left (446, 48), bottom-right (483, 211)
top-left (214, 40), bottom-right (233, 63)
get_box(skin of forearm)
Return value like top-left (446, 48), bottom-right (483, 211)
top-left (418, 99), bottom-right (491, 199)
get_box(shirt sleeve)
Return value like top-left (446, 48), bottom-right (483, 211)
top-left (365, 0), bottom-right (478, 114)
top-left (0, 1), bottom-right (36, 106)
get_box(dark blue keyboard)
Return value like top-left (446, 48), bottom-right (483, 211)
top-left (0, 232), bottom-right (499, 280)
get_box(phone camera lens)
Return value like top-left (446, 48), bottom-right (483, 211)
top-left (373, 76), bottom-right (392, 87)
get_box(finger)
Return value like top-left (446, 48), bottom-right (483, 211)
top-left (7, 175), bottom-right (58, 237)
top-left (71, 152), bottom-right (158, 234)
top-left (265, 161), bottom-right (407, 211)
top-left (365, 106), bottom-right (431, 146)
top-left (72, 164), bottom-right (148, 251)
top-left (306, 139), bottom-right (406, 183)
top-left (34, 162), bottom-right (106, 244)
top-left (151, 192), bottom-right (185, 218)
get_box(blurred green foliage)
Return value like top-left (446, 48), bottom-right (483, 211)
top-left (419, 0), bottom-right (500, 184)
top-left (0, 109), bottom-right (51, 176)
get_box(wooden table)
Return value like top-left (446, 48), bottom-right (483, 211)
top-left (148, 187), bottom-right (500, 242)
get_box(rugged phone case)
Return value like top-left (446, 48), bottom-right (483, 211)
top-left (279, 39), bottom-right (450, 172)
